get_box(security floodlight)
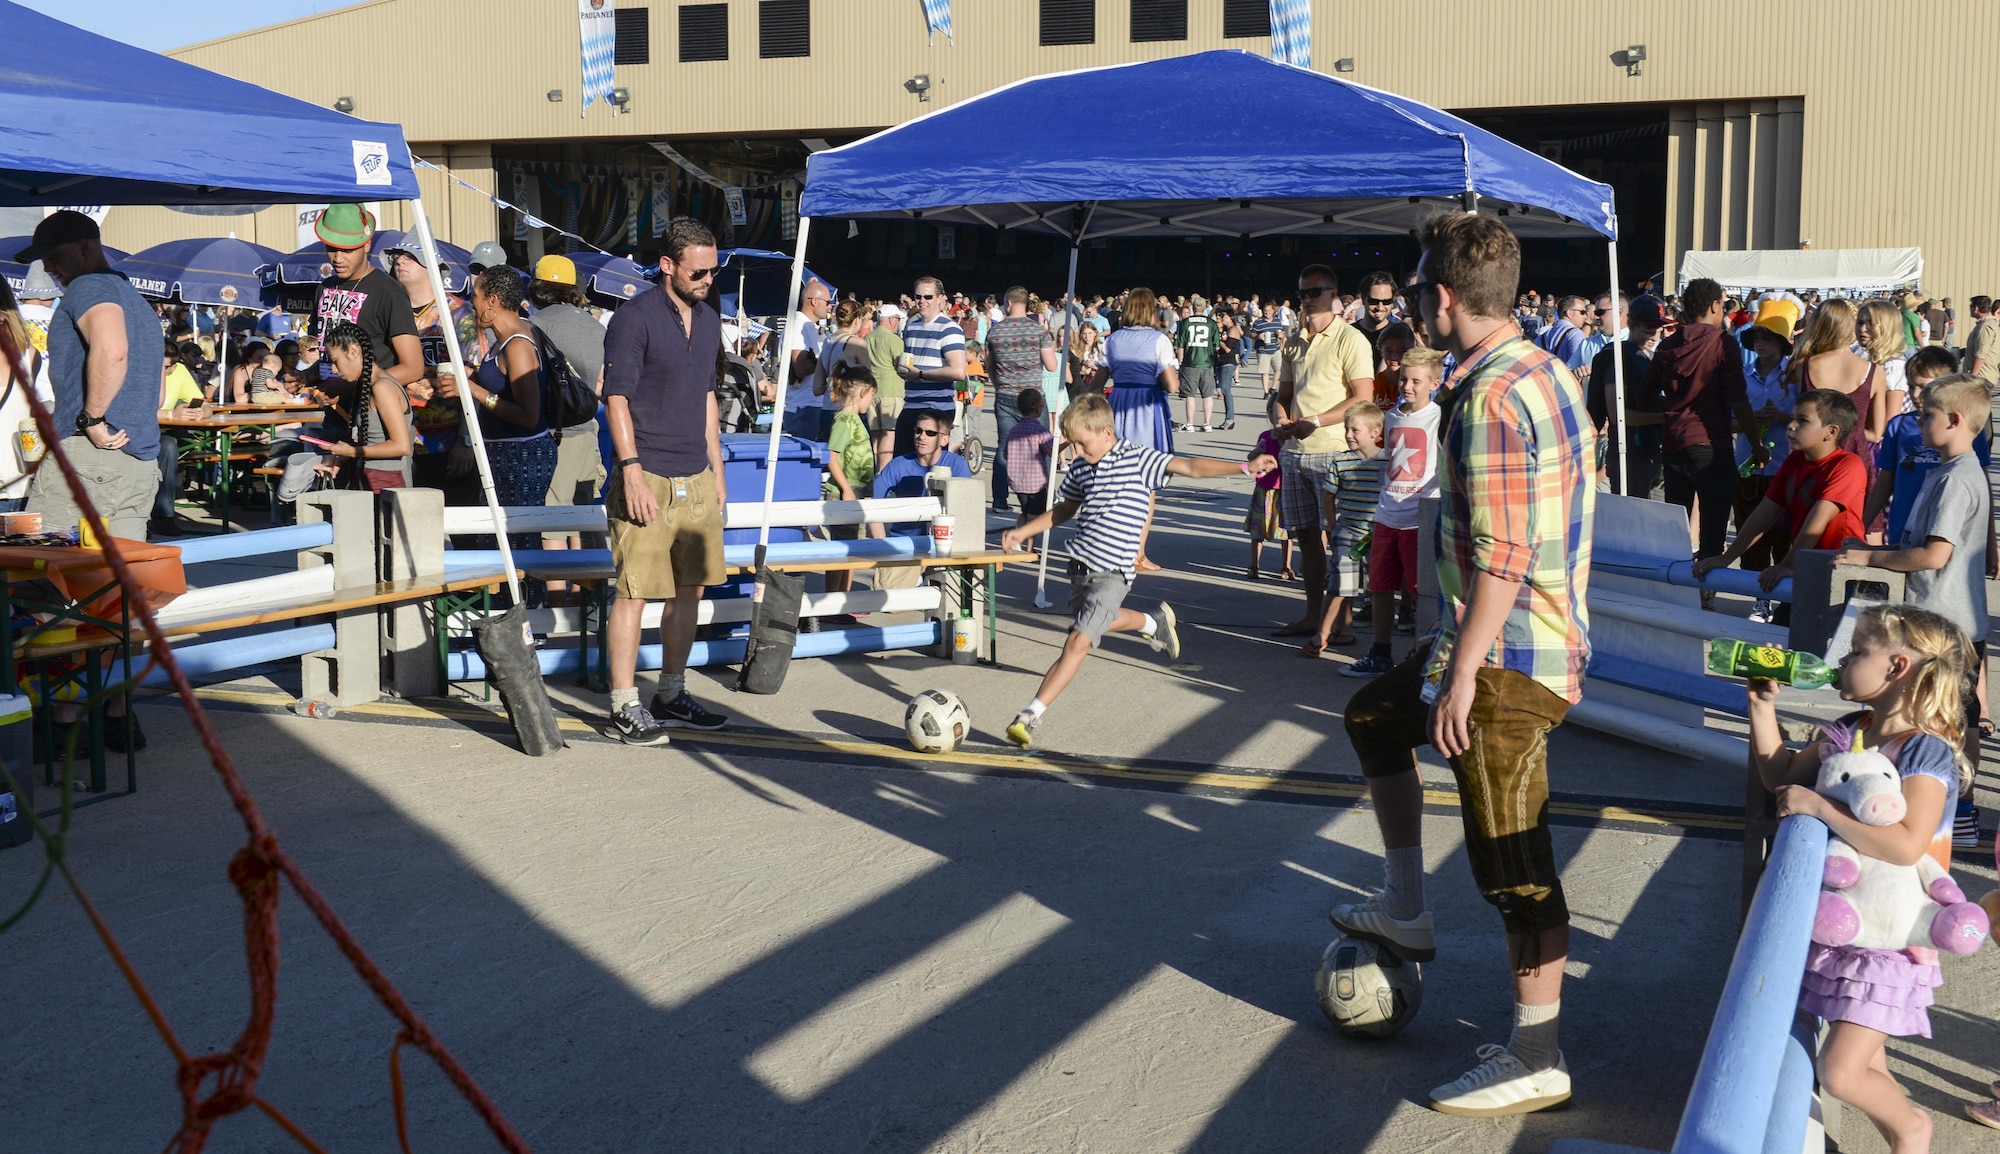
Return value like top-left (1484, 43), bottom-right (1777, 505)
top-left (905, 74), bottom-right (932, 102)
top-left (610, 87), bottom-right (631, 109)
top-left (1334, 58), bottom-right (1355, 73)
top-left (547, 89), bottom-right (564, 102)
top-left (333, 96), bottom-right (355, 113)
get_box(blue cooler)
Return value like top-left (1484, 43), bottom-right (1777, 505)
top-left (0, 692), bottom-right (32, 849)
top-left (720, 433), bottom-right (824, 547)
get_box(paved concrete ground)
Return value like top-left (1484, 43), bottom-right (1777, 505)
top-left (5, 410), bottom-right (1999, 1151)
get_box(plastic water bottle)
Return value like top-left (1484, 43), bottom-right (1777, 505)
top-left (1704, 638), bottom-right (1835, 689)
top-left (289, 699), bottom-right (338, 719)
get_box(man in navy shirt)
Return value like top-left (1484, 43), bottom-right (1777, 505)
top-left (600, 218), bottom-right (731, 745)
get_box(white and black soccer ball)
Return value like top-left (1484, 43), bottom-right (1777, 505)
top-left (1315, 935), bottom-right (1423, 1039)
top-left (904, 688), bottom-right (970, 754)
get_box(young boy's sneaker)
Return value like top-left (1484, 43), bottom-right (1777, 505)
top-left (1429, 1045), bottom-right (1571, 1117)
top-left (1953, 800), bottom-right (1980, 847)
top-left (611, 701), bottom-right (673, 746)
top-left (1005, 711), bottom-right (1039, 749)
top-left (652, 691), bottom-right (728, 731)
top-left (1343, 650), bottom-right (1394, 678)
top-left (1748, 599), bottom-right (1774, 624)
top-left (1144, 601), bottom-right (1181, 660)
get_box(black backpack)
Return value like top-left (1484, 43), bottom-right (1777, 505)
top-left (531, 325), bottom-right (600, 431)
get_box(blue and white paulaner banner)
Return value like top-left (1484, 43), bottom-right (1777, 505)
top-left (922, 0), bottom-right (953, 42)
top-left (579, 0), bottom-right (618, 116)
top-left (1269, 0), bottom-right (1310, 67)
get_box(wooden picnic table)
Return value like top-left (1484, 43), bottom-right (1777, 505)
top-left (160, 410), bottom-right (323, 530)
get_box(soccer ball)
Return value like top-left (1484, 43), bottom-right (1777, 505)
top-left (1315, 935), bottom-right (1424, 1039)
top-left (905, 689), bottom-right (970, 754)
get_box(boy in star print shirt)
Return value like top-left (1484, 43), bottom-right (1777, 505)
top-left (1347, 346), bottom-right (1444, 678)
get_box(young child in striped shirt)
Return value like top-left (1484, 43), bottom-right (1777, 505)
top-left (999, 393), bottom-right (1276, 749)
top-left (1305, 404), bottom-right (1387, 657)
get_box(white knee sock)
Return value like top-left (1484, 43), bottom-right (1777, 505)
top-left (1508, 1000), bottom-right (1561, 1072)
top-left (1381, 845), bottom-right (1426, 920)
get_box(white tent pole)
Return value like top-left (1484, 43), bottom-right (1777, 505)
top-left (1608, 233), bottom-right (1628, 497)
top-left (736, 264), bottom-right (748, 342)
top-left (215, 307), bottom-right (228, 402)
top-left (409, 197), bottom-right (524, 606)
top-left (757, 217), bottom-right (814, 561)
top-left (1032, 240), bottom-right (1082, 610)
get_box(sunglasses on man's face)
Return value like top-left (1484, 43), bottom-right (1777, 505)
top-left (1299, 285), bottom-right (1334, 299)
top-left (681, 265), bottom-right (719, 281)
top-left (914, 426), bottom-right (944, 439)
top-left (1367, 297), bottom-right (1396, 308)
top-left (916, 293), bottom-right (939, 300)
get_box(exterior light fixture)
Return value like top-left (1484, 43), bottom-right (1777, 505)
top-left (1615, 44), bottom-right (1646, 76)
top-left (333, 96), bottom-right (355, 113)
top-left (547, 89), bottom-right (564, 102)
top-left (1334, 58), bottom-right (1355, 73)
top-left (609, 87), bottom-right (631, 109)
top-left (905, 74), bottom-right (932, 102)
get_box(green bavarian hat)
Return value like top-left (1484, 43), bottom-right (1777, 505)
top-left (314, 202), bottom-right (377, 249)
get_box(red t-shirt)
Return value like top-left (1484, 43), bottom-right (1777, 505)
top-left (1764, 448), bottom-right (1867, 550)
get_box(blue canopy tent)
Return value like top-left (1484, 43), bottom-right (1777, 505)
top-left (781, 49), bottom-right (1624, 586)
top-left (0, 0), bottom-right (528, 605)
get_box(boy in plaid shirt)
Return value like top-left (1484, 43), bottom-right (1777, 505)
top-left (1000, 388), bottom-right (1054, 519)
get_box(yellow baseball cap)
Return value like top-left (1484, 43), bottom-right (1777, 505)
top-left (533, 254), bottom-right (578, 285)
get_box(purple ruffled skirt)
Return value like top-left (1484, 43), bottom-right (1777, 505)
top-left (1799, 943), bottom-right (1942, 1038)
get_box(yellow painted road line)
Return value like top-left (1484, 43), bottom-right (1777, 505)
top-left (174, 686), bottom-right (1746, 834)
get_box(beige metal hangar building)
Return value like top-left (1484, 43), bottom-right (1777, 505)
top-left (103, 0), bottom-right (1999, 305)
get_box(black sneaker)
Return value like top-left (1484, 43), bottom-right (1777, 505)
top-left (652, 690), bottom-right (728, 731)
top-left (609, 701), bottom-right (672, 746)
top-left (104, 715), bottom-right (146, 752)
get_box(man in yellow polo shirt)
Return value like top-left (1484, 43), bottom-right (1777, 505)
top-left (1274, 263), bottom-right (1378, 637)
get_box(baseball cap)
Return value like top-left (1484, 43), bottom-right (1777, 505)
top-left (19, 262), bottom-right (60, 299)
top-left (314, 203), bottom-right (376, 249)
top-left (1629, 295), bottom-right (1670, 328)
top-left (13, 210), bottom-right (99, 263)
top-left (534, 254), bottom-right (578, 285)
top-left (380, 231), bottom-right (433, 262)
top-left (876, 303), bottom-right (905, 320)
top-left (467, 241), bottom-right (509, 272)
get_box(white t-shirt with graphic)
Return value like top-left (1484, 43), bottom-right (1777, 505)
top-left (1374, 400), bottom-right (1441, 531)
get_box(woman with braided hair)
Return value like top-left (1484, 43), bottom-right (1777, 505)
top-left (319, 321), bottom-right (413, 491)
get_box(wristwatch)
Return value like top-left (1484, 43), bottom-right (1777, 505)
top-left (75, 411), bottom-right (106, 433)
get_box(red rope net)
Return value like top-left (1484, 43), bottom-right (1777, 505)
top-left (1, 329), bottom-right (529, 1152)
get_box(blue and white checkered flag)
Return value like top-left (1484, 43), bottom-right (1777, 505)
top-left (1269, 0), bottom-right (1311, 67)
top-left (922, 0), bottom-right (953, 42)
top-left (579, 0), bottom-right (618, 115)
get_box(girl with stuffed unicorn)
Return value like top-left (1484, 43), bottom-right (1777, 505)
top-left (1747, 603), bottom-right (1982, 1153)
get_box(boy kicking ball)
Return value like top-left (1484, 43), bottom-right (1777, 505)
top-left (1000, 393), bottom-right (1276, 748)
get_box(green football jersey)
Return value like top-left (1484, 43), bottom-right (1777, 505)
top-left (1177, 315), bottom-right (1219, 368)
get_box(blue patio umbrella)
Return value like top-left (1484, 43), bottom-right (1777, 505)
top-left (120, 236), bottom-right (283, 307)
top-left (716, 247), bottom-right (834, 319)
top-left (264, 230), bottom-right (471, 294)
top-left (565, 251), bottom-right (654, 305)
top-left (0, 236), bottom-right (129, 294)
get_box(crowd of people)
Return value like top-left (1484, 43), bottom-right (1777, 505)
top-left (6, 200), bottom-right (2000, 1135)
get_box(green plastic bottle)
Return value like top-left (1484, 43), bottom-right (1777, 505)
top-left (1704, 638), bottom-right (1836, 689)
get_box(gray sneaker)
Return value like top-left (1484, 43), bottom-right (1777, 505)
top-left (1147, 601), bottom-right (1181, 661)
top-left (610, 701), bottom-right (672, 746)
top-left (652, 690), bottom-right (728, 731)
top-left (1429, 1045), bottom-right (1571, 1117)
top-left (1330, 892), bottom-right (1437, 961)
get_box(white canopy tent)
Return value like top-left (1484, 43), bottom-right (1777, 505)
top-left (1677, 248), bottom-right (1923, 296)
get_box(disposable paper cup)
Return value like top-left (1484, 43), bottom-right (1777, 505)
top-left (931, 514), bottom-right (956, 556)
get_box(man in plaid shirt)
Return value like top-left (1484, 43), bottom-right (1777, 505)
top-left (1000, 388), bottom-right (1054, 518)
top-left (1337, 213), bottom-right (1596, 1118)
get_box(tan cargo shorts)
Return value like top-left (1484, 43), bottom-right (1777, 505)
top-left (607, 467), bottom-right (726, 600)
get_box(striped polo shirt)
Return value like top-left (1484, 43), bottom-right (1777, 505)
top-left (1056, 439), bottom-right (1174, 579)
top-left (1322, 449), bottom-right (1385, 536)
top-left (901, 312), bottom-right (966, 414)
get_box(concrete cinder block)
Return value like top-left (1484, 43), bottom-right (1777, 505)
top-left (932, 477), bottom-right (988, 660)
top-left (380, 487), bottom-right (445, 699)
top-left (297, 490), bottom-right (381, 706)
top-left (1785, 549), bottom-right (1903, 656)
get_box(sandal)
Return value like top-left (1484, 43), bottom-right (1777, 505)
top-left (1136, 556), bottom-right (1163, 573)
top-left (1279, 568), bottom-right (1298, 582)
top-left (1979, 717), bottom-right (1993, 740)
top-left (1300, 640), bottom-right (1323, 658)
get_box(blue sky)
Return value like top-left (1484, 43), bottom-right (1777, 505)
top-left (19, 0), bottom-right (354, 52)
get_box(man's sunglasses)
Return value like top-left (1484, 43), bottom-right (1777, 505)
top-left (913, 426), bottom-right (944, 438)
top-left (1299, 285), bottom-right (1334, 299)
top-left (680, 265), bottom-right (719, 281)
top-left (1367, 297), bottom-right (1396, 308)
top-left (916, 292), bottom-right (939, 300)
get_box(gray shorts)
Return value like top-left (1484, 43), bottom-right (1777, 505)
top-left (28, 436), bottom-right (159, 541)
top-left (1182, 366), bottom-right (1216, 398)
top-left (1067, 560), bottom-right (1132, 647)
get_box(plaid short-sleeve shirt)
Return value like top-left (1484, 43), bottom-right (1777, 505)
top-left (1424, 330), bottom-right (1596, 703)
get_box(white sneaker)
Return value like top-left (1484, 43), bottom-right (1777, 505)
top-left (1748, 599), bottom-right (1773, 624)
top-left (1329, 892), bottom-right (1436, 961)
top-left (1429, 1044), bottom-right (1571, 1117)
